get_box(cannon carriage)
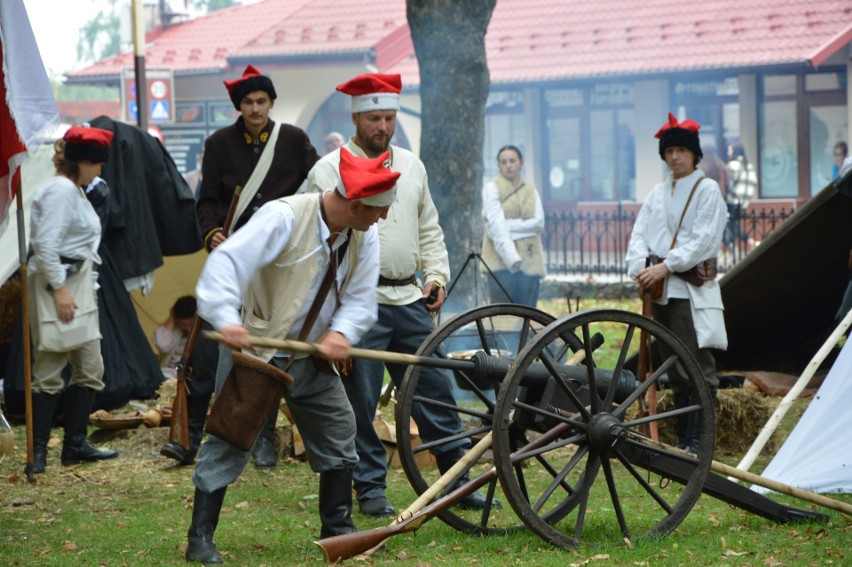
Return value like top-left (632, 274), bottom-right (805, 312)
top-left (386, 304), bottom-right (826, 551)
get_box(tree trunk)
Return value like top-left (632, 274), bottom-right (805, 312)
top-left (407, 0), bottom-right (496, 312)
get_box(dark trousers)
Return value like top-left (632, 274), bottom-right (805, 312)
top-left (652, 299), bottom-right (720, 396)
top-left (345, 300), bottom-right (467, 502)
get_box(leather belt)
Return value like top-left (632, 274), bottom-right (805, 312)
top-left (378, 275), bottom-right (417, 287)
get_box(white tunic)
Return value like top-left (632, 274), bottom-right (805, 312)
top-left (196, 198), bottom-right (380, 346)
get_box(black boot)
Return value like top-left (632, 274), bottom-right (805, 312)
top-left (186, 487), bottom-right (226, 564)
top-left (161, 394), bottom-right (210, 466)
top-left (674, 389), bottom-right (706, 454)
top-left (436, 450), bottom-right (501, 510)
top-left (319, 469), bottom-right (357, 538)
top-left (31, 393), bottom-right (59, 474)
top-left (251, 409), bottom-right (278, 469)
top-left (60, 386), bottom-right (119, 465)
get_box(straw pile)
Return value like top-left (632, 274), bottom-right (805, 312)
top-left (650, 388), bottom-right (777, 455)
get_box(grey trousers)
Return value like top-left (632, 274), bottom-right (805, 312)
top-left (193, 348), bottom-right (357, 494)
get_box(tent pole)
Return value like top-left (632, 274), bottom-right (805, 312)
top-left (15, 175), bottom-right (35, 483)
top-left (734, 307), bottom-right (852, 477)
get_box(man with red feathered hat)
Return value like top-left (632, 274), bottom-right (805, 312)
top-left (161, 65), bottom-right (320, 470)
top-left (625, 112), bottom-right (728, 454)
top-left (185, 148), bottom-right (399, 562)
top-left (307, 73), bottom-right (496, 519)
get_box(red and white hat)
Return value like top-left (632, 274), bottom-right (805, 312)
top-left (223, 64), bottom-right (277, 110)
top-left (62, 125), bottom-right (114, 164)
top-left (336, 73), bottom-right (401, 113)
top-left (336, 147), bottom-right (399, 207)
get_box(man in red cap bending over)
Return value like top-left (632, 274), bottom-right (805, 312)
top-left (307, 73), bottom-right (495, 518)
top-left (162, 65), bottom-right (320, 469)
top-left (185, 148), bottom-right (398, 563)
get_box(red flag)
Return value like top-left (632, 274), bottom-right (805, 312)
top-left (0, 0), bottom-right (57, 233)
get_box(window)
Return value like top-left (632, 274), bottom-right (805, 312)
top-left (809, 105), bottom-right (849, 193)
top-left (760, 101), bottom-right (798, 197)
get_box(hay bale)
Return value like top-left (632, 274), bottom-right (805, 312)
top-left (649, 388), bottom-right (777, 455)
top-left (155, 378), bottom-right (178, 405)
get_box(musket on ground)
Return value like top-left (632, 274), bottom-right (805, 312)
top-left (166, 185), bottom-right (242, 452)
top-left (314, 420), bottom-right (574, 564)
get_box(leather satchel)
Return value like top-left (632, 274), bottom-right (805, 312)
top-left (676, 257), bottom-right (718, 287)
top-left (205, 351), bottom-right (294, 451)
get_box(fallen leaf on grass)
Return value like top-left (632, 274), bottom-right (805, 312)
top-left (427, 540), bottom-right (437, 548)
top-left (722, 549), bottom-right (753, 557)
top-left (235, 500), bottom-right (250, 509)
top-left (590, 554), bottom-right (610, 561)
top-left (62, 541), bottom-right (77, 551)
top-left (34, 548), bottom-right (51, 557)
top-left (396, 550), bottom-right (408, 559)
top-left (763, 557), bottom-right (782, 566)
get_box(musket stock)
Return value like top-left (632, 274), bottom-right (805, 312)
top-left (314, 421), bottom-right (573, 564)
top-left (167, 185), bottom-right (243, 450)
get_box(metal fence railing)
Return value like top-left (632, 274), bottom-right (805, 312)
top-left (543, 204), bottom-right (796, 278)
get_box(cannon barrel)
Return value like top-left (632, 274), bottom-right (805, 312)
top-left (469, 351), bottom-right (637, 403)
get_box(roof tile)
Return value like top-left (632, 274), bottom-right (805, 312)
top-left (69, 0), bottom-right (852, 86)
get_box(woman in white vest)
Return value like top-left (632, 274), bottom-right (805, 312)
top-left (28, 126), bottom-right (119, 474)
top-left (480, 145), bottom-right (546, 307)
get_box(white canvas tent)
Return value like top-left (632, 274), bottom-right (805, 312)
top-left (754, 336), bottom-right (852, 494)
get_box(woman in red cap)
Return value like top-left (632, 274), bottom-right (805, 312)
top-left (27, 125), bottom-right (119, 474)
top-left (625, 113), bottom-right (728, 454)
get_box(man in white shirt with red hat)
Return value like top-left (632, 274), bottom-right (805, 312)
top-left (185, 149), bottom-right (398, 563)
top-left (307, 73), bottom-right (494, 518)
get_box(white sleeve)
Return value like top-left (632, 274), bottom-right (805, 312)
top-left (504, 189), bottom-right (545, 238)
top-left (329, 226), bottom-right (380, 344)
top-left (483, 182), bottom-right (522, 267)
top-left (196, 201), bottom-right (296, 330)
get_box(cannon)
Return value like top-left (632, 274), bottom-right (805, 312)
top-left (207, 304), bottom-right (836, 561)
top-left (387, 305), bottom-right (830, 547)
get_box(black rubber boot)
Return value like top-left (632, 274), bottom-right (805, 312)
top-left (60, 386), bottom-right (119, 465)
top-left (251, 409), bottom-right (278, 469)
top-left (436, 450), bottom-right (501, 510)
top-left (186, 487), bottom-right (226, 564)
top-left (319, 469), bottom-right (357, 538)
top-left (31, 393), bottom-right (59, 474)
top-left (161, 394), bottom-right (210, 466)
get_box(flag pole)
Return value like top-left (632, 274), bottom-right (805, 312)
top-left (15, 172), bottom-right (35, 483)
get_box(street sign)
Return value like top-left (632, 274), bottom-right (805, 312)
top-left (121, 68), bottom-right (175, 124)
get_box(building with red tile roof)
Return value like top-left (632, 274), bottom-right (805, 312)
top-left (67, 0), bottom-right (852, 208)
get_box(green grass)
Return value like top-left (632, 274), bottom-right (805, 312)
top-left (1, 298), bottom-right (850, 566)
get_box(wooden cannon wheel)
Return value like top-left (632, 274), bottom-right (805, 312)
top-left (394, 304), bottom-right (561, 534)
top-left (492, 309), bottom-right (715, 548)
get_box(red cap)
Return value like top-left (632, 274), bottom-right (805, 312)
top-left (655, 112), bottom-right (701, 139)
top-left (655, 112), bottom-right (703, 161)
top-left (336, 73), bottom-right (401, 113)
top-left (223, 64), bottom-right (277, 110)
top-left (62, 126), bottom-right (114, 163)
top-left (335, 148), bottom-right (399, 207)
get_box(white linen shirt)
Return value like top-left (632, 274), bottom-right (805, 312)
top-left (196, 198), bottom-right (380, 347)
top-left (29, 176), bottom-right (102, 290)
top-left (306, 140), bottom-right (450, 306)
top-left (625, 168), bottom-right (727, 301)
